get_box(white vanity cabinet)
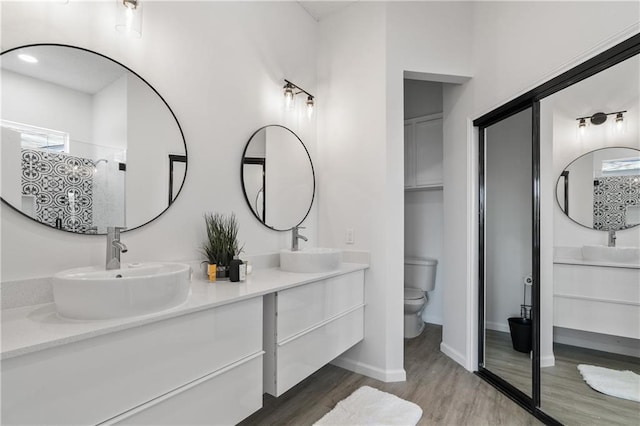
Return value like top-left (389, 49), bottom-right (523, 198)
top-left (404, 113), bottom-right (443, 190)
top-left (263, 271), bottom-right (365, 397)
top-left (1, 298), bottom-right (263, 426)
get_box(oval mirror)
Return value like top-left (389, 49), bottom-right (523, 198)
top-left (556, 146), bottom-right (640, 230)
top-left (0, 44), bottom-right (187, 234)
top-left (241, 125), bottom-right (315, 231)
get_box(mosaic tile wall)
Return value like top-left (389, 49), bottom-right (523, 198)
top-left (21, 149), bottom-right (94, 232)
top-left (593, 175), bottom-right (640, 230)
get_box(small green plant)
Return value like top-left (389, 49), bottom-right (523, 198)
top-left (201, 212), bottom-right (243, 267)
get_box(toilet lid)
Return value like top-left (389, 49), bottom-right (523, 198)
top-left (404, 288), bottom-right (425, 300)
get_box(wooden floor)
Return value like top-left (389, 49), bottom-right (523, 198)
top-left (240, 324), bottom-right (539, 425)
top-left (485, 330), bottom-right (640, 426)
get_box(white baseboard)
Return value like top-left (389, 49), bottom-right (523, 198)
top-left (554, 327), bottom-right (640, 358)
top-left (423, 315), bottom-right (443, 326)
top-left (540, 354), bottom-right (555, 368)
top-left (440, 342), bottom-right (467, 368)
top-left (486, 321), bottom-right (510, 333)
top-left (330, 356), bottom-right (406, 383)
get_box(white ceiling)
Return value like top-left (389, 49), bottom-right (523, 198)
top-left (2, 45), bottom-right (126, 94)
top-left (297, 1), bottom-right (359, 21)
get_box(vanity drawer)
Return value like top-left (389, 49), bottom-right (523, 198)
top-left (1, 297), bottom-right (262, 426)
top-left (110, 353), bottom-right (263, 426)
top-left (277, 270), bottom-right (364, 342)
top-left (275, 305), bottom-right (364, 396)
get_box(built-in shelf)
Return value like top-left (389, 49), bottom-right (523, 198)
top-left (405, 183), bottom-right (444, 192)
top-left (404, 113), bottom-right (443, 190)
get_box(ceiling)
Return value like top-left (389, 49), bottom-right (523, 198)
top-left (2, 45), bottom-right (126, 94)
top-left (297, 1), bottom-right (359, 21)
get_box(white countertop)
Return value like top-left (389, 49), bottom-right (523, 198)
top-left (1, 263), bottom-right (368, 360)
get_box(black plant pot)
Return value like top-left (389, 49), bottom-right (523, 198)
top-left (216, 265), bottom-right (229, 279)
top-left (508, 317), bottom-right (532, 353)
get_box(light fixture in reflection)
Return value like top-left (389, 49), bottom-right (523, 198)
top-left (115, 0), bottom-right (142, 39)
top-left (18, 53), bottom-right (38, 64)
top-left (282, 79), bottom-right (315, 117)
top-left (576, 110), bottom-right (626, 128)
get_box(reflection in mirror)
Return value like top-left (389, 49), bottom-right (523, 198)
top-left (541, 52), bottom-right (640, 425)
top-left (0, 44), bottom-right (187, 234)
top-left (556, 147), bottom-right (640, 230)
top-left (483, 107), bottom-right (533, 398)
top-left (241, 125), bottom-right (315, 231)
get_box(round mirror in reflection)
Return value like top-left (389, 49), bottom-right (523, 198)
top-left (0, 44), bottom-right (187, 234)
top-left (556, 147), bottom-right (640, 231)
top-left (241, 125), bottom-right (315, 231)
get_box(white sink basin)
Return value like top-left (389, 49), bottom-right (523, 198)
top-left (582, 245), bottom-right (640, 265)
top-left (52, 262), bottom-right (191, 320)
top-left (280, 248), bottom-right (342, 273)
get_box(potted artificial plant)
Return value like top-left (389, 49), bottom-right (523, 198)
top-left (201, 212), bottom-right (243, 282)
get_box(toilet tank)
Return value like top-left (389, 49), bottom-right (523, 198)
top-left (404, 257), bottom-right (438, 292)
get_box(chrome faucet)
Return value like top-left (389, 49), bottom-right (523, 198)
top-left (608, 229), bottom-right (617, 247)
top-left (291, 226), bottom-right (308, 251)
top-left (106, 227), bottom-right (128, 270)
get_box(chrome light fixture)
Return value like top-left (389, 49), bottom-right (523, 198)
top-left (115, 0), bottom-right (142, 39)
top-left (283, 79), bottom-right (315, 117)
top-left (576, 110), bottom-right (626, 128)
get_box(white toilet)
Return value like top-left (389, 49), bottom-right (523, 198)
top-left (404, 256), bottom-right (438, 338)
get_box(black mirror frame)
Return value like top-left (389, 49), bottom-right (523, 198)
top-left (555, 146), bottom-right (640, 231)
top-left (0, 43), bottom-right (188, 235)
top-left (240, 125), bottom-right (315, 232)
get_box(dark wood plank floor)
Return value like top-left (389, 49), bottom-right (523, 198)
top-left (485, 329), bottom-right (640, 425)
top-left (240, 324), bottom-right (539, 425)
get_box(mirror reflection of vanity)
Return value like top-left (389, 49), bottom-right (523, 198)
top-left (0, 44), bottom-right (187, 234)
top-left (241, 125), bottom-right (315, 231)
top-left (556, 147), bottom-right (640, 230)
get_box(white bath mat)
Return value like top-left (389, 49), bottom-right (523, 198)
top-left (577, 364), bottom-right (640, 402)
top-left (314, 385), bottom-right (423, 426)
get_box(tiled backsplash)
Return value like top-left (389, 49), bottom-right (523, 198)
top-left (593, 175), bottom-right (640, 230)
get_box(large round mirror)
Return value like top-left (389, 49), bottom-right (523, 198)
top-left (0, 44), bottom-right (187, 234)
top-left (241, 125), bottom-right (315, 231)
top-left (556, 146), bottom-right (640, 230)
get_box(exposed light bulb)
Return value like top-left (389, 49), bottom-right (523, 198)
top-left (283, 84), bottom-right (295, 110)
top-left (115, 0), bottom-right (142, 38)
top-left (616, 112), bottom-right (624, 127)
top-left (306, 96), bottom-right (314, 118)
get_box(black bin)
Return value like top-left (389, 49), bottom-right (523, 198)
top-left (507, 317), bottom-right (532, 353)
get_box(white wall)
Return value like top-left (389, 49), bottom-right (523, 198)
top-left (1, 69), bottom-right (93, 143)
top-left (317, 2), bottom-right (399, 381)
top-left (388, 1), bottom-right (474, 370)
top-left (92, 73), bottom-right (127, 153)
top-left (1, 1), bottom-right (318, 282)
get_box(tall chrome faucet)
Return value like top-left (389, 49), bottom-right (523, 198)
top-left (291, 226), bottom-right (307, 251)
top-left (106, 227), bottom-right (128, 270)
top-left (608, 229), bottom-right (617, 247)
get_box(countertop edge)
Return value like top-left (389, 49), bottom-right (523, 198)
top-left (553, 258), bottom-right (640, 269)
top-left (1, 263), bottom-right (369, 360)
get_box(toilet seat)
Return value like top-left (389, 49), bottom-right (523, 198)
top-left (404, 288), bottom-right (425, 300)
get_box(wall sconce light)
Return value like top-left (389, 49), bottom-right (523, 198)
top-left (576, 110), bottom-right (626, 128)
top-left (115, 0), bottom-right (142, 39)
top-left (283, 79), bottom-right (315, 117)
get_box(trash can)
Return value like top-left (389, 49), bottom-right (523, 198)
top-left (507, 317), bottom-right (532, 353)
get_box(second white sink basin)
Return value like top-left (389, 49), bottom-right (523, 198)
top-left (52, 262), bottom-right (191, 320)
top-left (280, 248), bottom-right (342, 273)
top-left (582, 245), bottom-right (640, 265)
